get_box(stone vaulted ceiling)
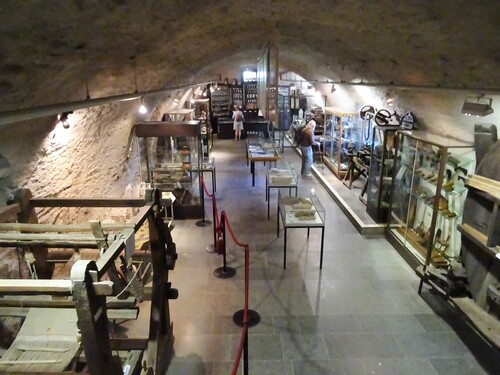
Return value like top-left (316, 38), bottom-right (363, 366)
top-left (0, 0), bottom-right (499, 114)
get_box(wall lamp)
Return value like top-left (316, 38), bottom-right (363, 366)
top-left (386, 92), bottom-right (394, 106)
top-left (331, 84), bottom-right (336, 93)
top-left (461, 95), bottom-right (494, 117)
top-left (58, 111), bottom-right (73, 129)
top-left (139, 97), bottom-right (147, 114)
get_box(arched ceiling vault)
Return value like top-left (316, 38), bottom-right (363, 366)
top-left (0, 0), bottom-right (499, 114)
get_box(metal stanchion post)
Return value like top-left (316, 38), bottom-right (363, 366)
top-left (206, 195), bottom-right (217, 253)
top-left (213, 214), bottom-right (236, 278)
top-left (196, 175), bottom-right (212, 227)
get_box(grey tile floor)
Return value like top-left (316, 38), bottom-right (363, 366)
top-left (166, 138), bottom-right (499, 375)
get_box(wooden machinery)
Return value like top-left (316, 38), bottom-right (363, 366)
top-left (0, 189), bottom-right (178, 374)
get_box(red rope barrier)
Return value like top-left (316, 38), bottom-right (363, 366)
top-left (201, 176), bottom-right (214, 198)
top-left (201, 176), bottom-right (220, 230)
top-left (199, 177), bottom-right (251, 374)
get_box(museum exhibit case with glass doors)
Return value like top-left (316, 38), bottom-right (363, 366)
top-left (387, 130), bottom-right (475, 268)
top-left (366, 126), bottom-right (400, 223)
top-left (134, 120), bottom-right (204, 219)
top-left (322, 108), bottom-right (363, 178)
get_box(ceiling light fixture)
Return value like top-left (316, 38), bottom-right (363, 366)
top-left (139, 97), bottom-right (147, 114)
top-left (58, 111), bottom-right (73, 129)
top-left (461, 95), bottom-right (494, 117)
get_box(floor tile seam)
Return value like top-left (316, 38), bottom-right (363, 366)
top-left (359, 358), bottom-right (439, 375)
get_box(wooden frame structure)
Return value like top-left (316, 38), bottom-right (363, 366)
top-left (0, 189), bottom-right (178, 374)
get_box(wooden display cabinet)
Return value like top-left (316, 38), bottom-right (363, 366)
top-left (387, 130), bottom-right (475, 268)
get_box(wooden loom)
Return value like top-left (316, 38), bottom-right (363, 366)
top-left (0, 189), bottom-right (178, 374)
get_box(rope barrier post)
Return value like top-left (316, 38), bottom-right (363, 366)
top-left (233, 244), bottom-right (260, 327)
top-left (206, 195), bottom-right (218, 253)
top-left (196, 175), bottom-right (212, 227)
top-left (243, 331), bottom-right (249, 375)
top-left (213, 212), bottom-right (236, 278)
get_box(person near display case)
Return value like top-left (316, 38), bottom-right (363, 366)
top-left (300, 112), bottom-right (320, 178)
top-left (232, 105), bottom-right (244, 140)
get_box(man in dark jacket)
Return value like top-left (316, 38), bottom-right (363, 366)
top-left (300, 112), bottom-right (320, 178)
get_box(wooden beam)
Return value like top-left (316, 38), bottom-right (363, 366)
top-left (30, 198), bottom-right (147, 208)
top-left (134, 121), bottom-right (200, 137)
top-left (0, 306), bottom-right (139, 320)
top-left (0, 233), bottom-right (101, 241)
top-left (466, 175), bottom-right (500, 201)
top-left (0, 203), bottom-right (21, 223)
top-left (0, 240), bottom-right (98, 249)
top-left (0, 279), bottom-right (73, 295)
top-left (0, 296), bottom-right (136, 309)
top-left (0, 222), bottom-right (135, 233)
top-left (96, 239), bottom-right (126, 277)
top-left (130, 203), bottom-right (154, 231)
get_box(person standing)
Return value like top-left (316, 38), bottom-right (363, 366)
top-left (232, 105), bottom-right (244, 140)
top-left (300, 112), bottom-right (320, 178)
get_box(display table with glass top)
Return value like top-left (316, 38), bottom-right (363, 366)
top-left (387, 130), bottom-right (475, 269)
top-left (191, 156), bottom-right (216, 194)
top-left (277, 190), bottom-right (326, 269)
top-left (247, 138), bottom-right (281, 186)
top-left (266, 163), bottom-right (298, 219)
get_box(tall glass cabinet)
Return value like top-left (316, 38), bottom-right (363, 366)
top-left (134, 120), bottom-right (203, 219)
top-left (366, 126), bottom-right (400, 223)
top-left (322, 108), bottom-right (362, 178)
top-left (387, 130), bottom-right (475, 268)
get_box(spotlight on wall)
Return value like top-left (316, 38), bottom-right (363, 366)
top-left (386, 92), bottom-right (394, 106)
top-left (331, 84), bottom-right (336, 93)
top-left (58, 111), bottom-right (73, 129)
top-left (139, 97), bottom-right (147, 114)
top-left (461, 95), bottom-right (494, 117)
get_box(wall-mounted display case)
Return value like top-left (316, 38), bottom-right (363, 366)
top-left (134, 121), bottom-right (203, 219)
top-left (387, 130), bottom-right (475, 268)
top-left (366, 126), bottom-right (400, 223)
top-left (322, 108), bottom-right (362, 178)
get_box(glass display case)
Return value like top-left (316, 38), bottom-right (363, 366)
top-left (277, 189), bottom-right (326, 268)
top-left (366, 126), bottom-right (400, 223)
top-left (322, 107), bottom-right (362, 178)
top-left (134, 121), bottom-right (203, 219)
top-left (266, 161), bottom-right (298, 218)
top-left (387, 130), bottom-right (475, 267)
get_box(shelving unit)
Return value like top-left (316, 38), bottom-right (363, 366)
top-left (418, 174), bottom-right (500, 349)
top-left (231, 85), bottom-right (243, 108)
top-left (210, 84), bottom-right (230, 118)
top-left (244, 82), bottom-right (258, 109)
